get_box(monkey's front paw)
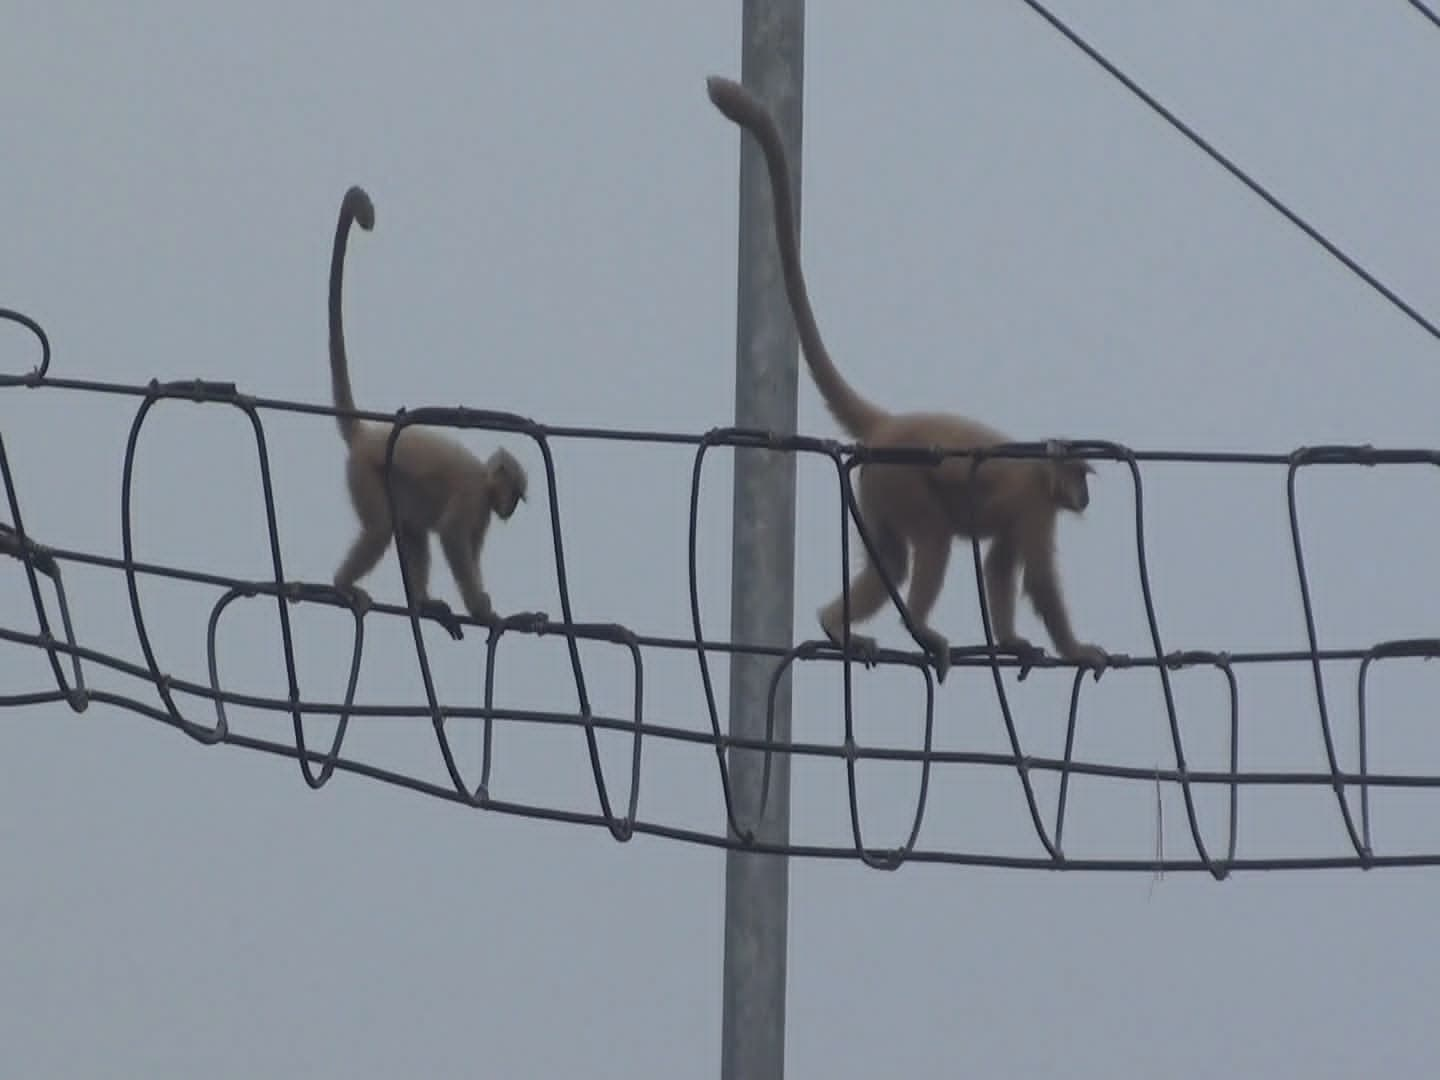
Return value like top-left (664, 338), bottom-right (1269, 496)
top-left (419, 598), bottom-right (465, 641)
top-left (997, 634), bottom-right (1036, 656)
top-left (913, 627), bottom-right (951, 683)
top-left (338, 584), bottom-right (373, 615)
top-left (845, 633), bottom-right (881, 667)
top-left (1065, 642), bottom-right (1109, 678)
top-left (464, 592), bottom-right (495, 623)
top-left (824, 626), bottom-right (880, 668)
top-left (996, 634), bottom-right (1044, 678)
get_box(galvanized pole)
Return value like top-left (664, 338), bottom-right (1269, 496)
top-left (721, 3), bottom-right (803, 1079)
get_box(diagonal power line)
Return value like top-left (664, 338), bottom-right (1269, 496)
top-left (1410, 0), bottom-right (1440, 33)
top-left (1017, 0), bottom-right (1440, 346)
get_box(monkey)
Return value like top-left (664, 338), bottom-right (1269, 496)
top-left (327, 184), bottom-right (527, 632)
top-left (706, 76), bottom-right (1105, 681)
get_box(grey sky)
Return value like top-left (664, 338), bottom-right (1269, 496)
top-left (4, 2), bottom-right (1440, 1076)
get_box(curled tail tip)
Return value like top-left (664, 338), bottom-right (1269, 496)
top-left (705, 75), bottom-right (752, 121)
top-left (341, 185), bottom-right (375, 231)
top-left (705, 74), bottom-right (737, 98)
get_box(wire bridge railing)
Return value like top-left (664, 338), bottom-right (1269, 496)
top-left (4, 306), bottom-right (1440, 879)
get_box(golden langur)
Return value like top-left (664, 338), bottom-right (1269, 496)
top-left (327, 185), bottom-right (527, 629)
top-left (706, 77), bottom-right (1105, 681)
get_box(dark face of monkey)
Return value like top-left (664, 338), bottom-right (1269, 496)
top-left (495, 481), bottom-right (524, 519)
top-left (489, 452), bottom-right (528, 521)
top-left (1052, 461), bottom-right (1093, 514)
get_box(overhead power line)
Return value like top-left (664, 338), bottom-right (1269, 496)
top-left (1409, 0), bottom-right (1440, 32)
top-left (1017, 0), bottom-right (1440, 346)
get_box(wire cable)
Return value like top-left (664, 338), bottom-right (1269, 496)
top-left (1016, 0), bottom-right (1440, 346)
top-left (1409, 0), bottom-right (1440, 32)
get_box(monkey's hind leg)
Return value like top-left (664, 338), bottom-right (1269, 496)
top-left (819, 525), bottom-right (907, 668)
top-left (398, 523), bottom-right (463, 641)
top-left (335, 456), bottom-right (395, 613)
top-left (904, 534), bottom-right (952, 682)
top-left (334, 525), bottom-right (392, 615)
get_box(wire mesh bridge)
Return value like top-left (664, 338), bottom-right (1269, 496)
top-left (5, 304), bottom-right (1440, 880)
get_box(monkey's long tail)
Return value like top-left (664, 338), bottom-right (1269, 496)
top-left (706, 75), bottom-right (887, 440)
top-left (328, 185), bottom-right (375, 446)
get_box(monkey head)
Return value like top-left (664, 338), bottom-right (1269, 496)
top-left (1049, 458), bottom-right (1093, 513)
top-left (487, 447), bottom-right (528, 520)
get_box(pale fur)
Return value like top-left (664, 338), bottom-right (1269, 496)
top-left (327, 185), bottom-right (526, 626)
top-left (706, 77), bottom-right (1104, 679)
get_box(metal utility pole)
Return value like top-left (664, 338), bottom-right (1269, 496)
top-left (721, 2), bottom-right (803, 1079)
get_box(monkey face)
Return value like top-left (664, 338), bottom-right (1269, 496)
top-left (486, 450), bottom-right (528, 520)
top-left (494, 475), bottom-right (526, 519)
top-left (1053, 462), bottom-right (1092, 513)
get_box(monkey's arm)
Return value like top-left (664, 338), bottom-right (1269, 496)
top-left (438, 521), bottom-right (494, 622)
top-left (1022, 559), bottom-right (1105, 668)
top-left (335, 526), bottom-right (392, 592)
